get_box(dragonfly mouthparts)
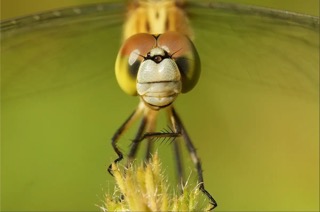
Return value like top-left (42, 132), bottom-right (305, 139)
top-left (137, 81), bottom-right (181, 108)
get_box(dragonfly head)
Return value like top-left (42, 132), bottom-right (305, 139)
top-left (115, 31), bottom-right (200, 110)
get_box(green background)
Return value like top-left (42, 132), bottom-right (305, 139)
top-left (1, 0), bottom-right (319, 19)
top-left (1, 0), bottom-right (319, 211)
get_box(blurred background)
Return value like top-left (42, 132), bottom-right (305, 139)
top-left (1, 0), bottom-right (319, 19)
top-left (1, 0), bottom-right (319, 211)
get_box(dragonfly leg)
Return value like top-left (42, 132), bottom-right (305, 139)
top-left (144, 137), bottom-right (153, 161)
top-left (173, 139), bottom-right (185, 193)
top-left (129, 108), bottom-right (158, 163)
top-left (140, 114), bottom-right (185, 193)
top-left (144, 113), bottom-right (158, 162)
top-left (128, 117), bottom-right (147, 162)
top-left (140, 130), bottom-right (180, 141)
top-left (108, 108), bottom-right (143, 176)
top-left (171, 107), bottom-right (218, 210)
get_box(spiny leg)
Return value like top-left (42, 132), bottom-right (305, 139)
top-left (138, 127), bottom-right (181, 164)
top-left (128, 108), bottom-right (158, 163)
top-left (128, 117), bottom-right (147, 162)
top-left (140, 130), bottom-right (180, 141)
top-left (108, 105), bottom-right (143, 175)
top-left (171, 107), bottom-right (218, 210)
top-left (137, 109), bottom-right (185, 193)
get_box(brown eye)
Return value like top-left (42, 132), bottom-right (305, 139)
top-left (115, 33), bottom-right (156, 95)
top-left (157, 31), bottom-right (200, 93)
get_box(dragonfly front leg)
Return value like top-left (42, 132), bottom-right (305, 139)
top-left (108, 105), bottom-right (144, 176)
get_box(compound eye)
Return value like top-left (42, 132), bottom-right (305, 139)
top-left (115, 33), bottom-right (156, 95)
top-left (157, 31), bottom-right (200, 93)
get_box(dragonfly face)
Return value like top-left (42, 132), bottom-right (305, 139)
top-left (137, 48), bottom-right (182, 109)
top-left (115, 31), bottom-right (200, 109)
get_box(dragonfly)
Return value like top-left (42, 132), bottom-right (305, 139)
top-left (107, 0), bottom-right (217, 209)
top-left (1, 0), bottom-right (318, 211)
